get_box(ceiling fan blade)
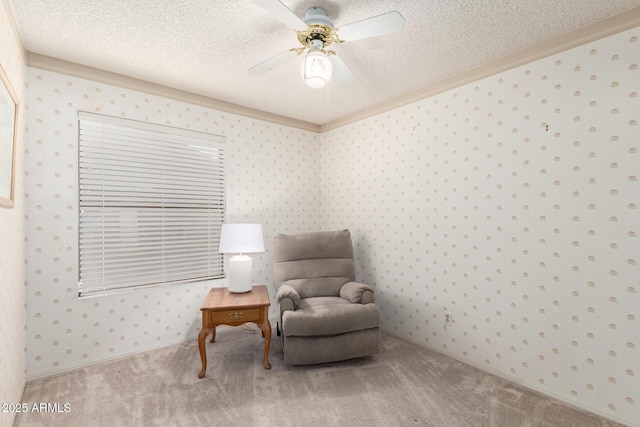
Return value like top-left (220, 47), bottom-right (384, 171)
top-left (329, 54), bottom-right (358, 88)
top-left (249, 49), bottom-right (299, 75)
top-left (338, 11), bottom-right (405, 43)
top-left (252, 0), bottom-right (307, 31)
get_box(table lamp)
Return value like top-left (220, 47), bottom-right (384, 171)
top-left (218, 223), bottom-right (265, 293)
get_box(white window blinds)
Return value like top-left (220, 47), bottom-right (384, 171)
top-left (78, 111), bottom-right (225, 297)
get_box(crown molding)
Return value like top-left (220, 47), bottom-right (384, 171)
top-left (26, 52), bottom-right (323, 133)
top-left (24, 7), bottom-right (640, 135)
top-left (2, 0), bottom-right (27, 61)
top-left (321, 7), bottom-right (640, 133)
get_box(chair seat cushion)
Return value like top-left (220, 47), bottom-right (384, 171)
top-left (283, 296), bottom-right (380, 337)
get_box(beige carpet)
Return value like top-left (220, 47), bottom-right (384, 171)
top-left (14, 327), bottom-right (622, 427)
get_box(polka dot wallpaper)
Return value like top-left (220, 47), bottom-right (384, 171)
top-left (320, 27), bottom-right (638, 424)
top-left (17, 20), bottom-right (638, 427)
top-left (22, 69), bottom-right (321, 380)
top-left (0, 5), bottom-right (26, 426)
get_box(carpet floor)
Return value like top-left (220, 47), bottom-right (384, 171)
top-left (14, 327), bottom-right (622, 427)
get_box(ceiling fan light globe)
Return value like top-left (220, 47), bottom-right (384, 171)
top-left (301, 49), bottom-right (333, 89)
top-left (305, 76), bottom-right (327, 89)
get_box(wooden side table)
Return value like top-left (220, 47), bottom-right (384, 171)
top-left (198, 285), bottom-right (272, 378)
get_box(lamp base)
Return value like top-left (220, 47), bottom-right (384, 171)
top-left (227, 255), bottom-right (254, 293)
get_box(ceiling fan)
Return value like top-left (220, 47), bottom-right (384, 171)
top-left (249, 0), bottom-right (405, 89)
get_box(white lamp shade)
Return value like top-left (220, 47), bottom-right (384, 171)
top-left (300, 49), bottom-right (333, 89)
top-left (218, 223), bottom-right (265, 254)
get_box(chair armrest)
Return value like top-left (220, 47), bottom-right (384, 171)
top-left (340, 281), bottom-right (375, 304)
top-left (277, 284), bottom-right (301, 312)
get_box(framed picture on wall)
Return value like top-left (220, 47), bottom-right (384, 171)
top-left (0, 63), bottom-right (18, 208)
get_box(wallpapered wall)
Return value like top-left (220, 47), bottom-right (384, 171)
top-left (19, 21), bottom-right (638, 427)
top-left (320, 28), bottom-right (638, 424)
top-left (0, 3), bottom-right (26, 427)
top-left (22, 68), bottom-right (320, 379)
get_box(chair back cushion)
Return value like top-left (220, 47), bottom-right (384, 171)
top-left (273, 229), bottom-right (356, 298)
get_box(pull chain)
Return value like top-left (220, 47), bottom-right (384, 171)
top-left (325, 81), bottom-right (330, 127)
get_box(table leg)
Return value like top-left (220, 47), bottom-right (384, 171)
top-left (198, 327), bottom-right (209, 378)
top-left (262, 316), bottom-right (272, 370)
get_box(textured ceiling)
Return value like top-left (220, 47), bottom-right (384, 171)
top-left (9, 0), bottom-right (640, 125)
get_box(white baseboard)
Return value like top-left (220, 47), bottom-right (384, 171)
top-left (25, 315), bottom-right (281, 382)
top-left (27, 321), bottom-right (627, 424)
top-left (385, 331), bottom-right (634, 427)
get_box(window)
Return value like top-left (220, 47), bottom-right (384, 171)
top-left (78, 111), bottom-right (225, 297)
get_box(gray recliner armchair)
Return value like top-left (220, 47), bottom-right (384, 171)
top-left (273, 229), bottom-right (381, 365)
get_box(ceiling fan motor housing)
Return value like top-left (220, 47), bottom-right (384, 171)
top-left (303, 7), bottom-right (333, 27)
top-left (297, 7), bottom-right (341, 50)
